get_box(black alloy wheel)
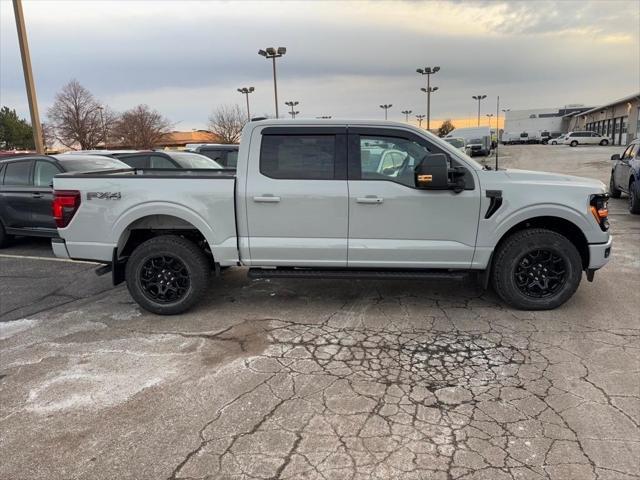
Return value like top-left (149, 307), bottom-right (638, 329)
top-left (138, 255), bottom-right (191, 303)
top-left (514, 249), bottom-right (566, 298)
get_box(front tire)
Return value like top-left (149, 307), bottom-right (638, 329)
top-left (599, 139), bottom-right (609, 146)
top-left (125, 235), bottom-right (211, 315)
top-left (609, 175), bottom-right (622, 198)
top-left (570, 140), bottom-right (578, 147)
top-left (630, 180), bottom-right (640, 214)
top-left (491, 228), bottom-right (582, 310)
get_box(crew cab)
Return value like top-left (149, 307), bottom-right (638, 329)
top-left (51, 120), bottom-right (612, 314)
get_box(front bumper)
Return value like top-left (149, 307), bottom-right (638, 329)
top-left (588, 235), bottom-right (612, 270)
top-left (51, 238), bottom-right (70, 259)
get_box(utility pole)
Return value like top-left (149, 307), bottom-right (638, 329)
top-left (496, 96), bottom-right (500, 170)
top-left (379, 104), bottom-right (392, 120)
top-left (258, 47), bottom-right (286, 118)
top-left (417, 66), bottom-right (440, 130)
top-left (472, 95), bottom-right (487, 127)
top-left (401, 110), bottom-right (412, 123)
top-left (237, 87), bottom-right (255, 122)
top-left (415, 114), bottom-right (425, 128)
top-left (13, 0), bottom-right (44, 153)
top-left (486, 113), bottom-right (494, 129)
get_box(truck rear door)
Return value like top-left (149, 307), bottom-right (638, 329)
top-left (244, 126), bottom-right (348, 266)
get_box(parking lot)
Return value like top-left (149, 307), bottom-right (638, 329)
top-left (1, 144), bottom-right (638, 480)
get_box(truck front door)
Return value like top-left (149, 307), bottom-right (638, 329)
top-left (347, 128), bottom-right (481, 269)
top-left (245, 127), bottom-right (348, 266)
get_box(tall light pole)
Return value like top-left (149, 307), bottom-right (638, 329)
top-left (380, 104), bottom-right (392, 120)
top-left (13, 0), bottom-right (44, 153)
top-left (237, 87), bottom-right (255, 122)
top-left (285, 101), bottom-right (299, 119)
top-left (417, 66), bottom-right (440, 131)
top-left (486, 113), bottom-right (494, 129)
top-left (258, 47), bottom-right (286, 118)
top-left (415, 114), bottom-right (425, 128)
top-left (401, 110), bottom-right (412, 122)
top-left (97, 105), bottom-right (107, 149)
top-left (472, 95), bottom-right (487, 127)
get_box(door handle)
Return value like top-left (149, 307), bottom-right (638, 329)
top-left (253, 195), bottom-right (281, 203)
top-left (356, 196), bottom-right (383, 204)
top-left (32, 193), bottom-right (43, 199)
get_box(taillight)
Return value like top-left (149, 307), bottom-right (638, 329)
top-left (52, 190), bottom-right (81, 228)
top-left (589, 194), bottom-right (609, 231)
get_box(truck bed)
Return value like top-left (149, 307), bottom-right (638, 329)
top-left (53, 169), bottom-right (239, 264)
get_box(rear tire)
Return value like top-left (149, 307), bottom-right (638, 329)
top-left (570, 140), bottom-right (578, 147)
top-left (630, 180), bottom-right (640, 214)
top-left (609, 175), bottom-right (622, 198)
top-left (125, 235), bottom-right (211, 315)
top-left (599, 139), bottom-right (609, 146)
top-left (491, 228), bottom-right (582, 310)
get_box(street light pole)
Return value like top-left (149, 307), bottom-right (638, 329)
top-left (258, 47), bottom-right (286, 118)
top-left (97, 106), bottom-right (107, 149)
top-left (237, 87), bottom-right (255, 122)
top-left (379, 104), bottom-right (392, 120)
top-left (285, 101), bottom-right (299, 119)
top-left (417, 66), bottom-right (440, 131)
top-left (415, 114), bottom-right (425, 128)
top-left (401, 110), bottom-right (412, 123)
top-left (486, 113), bottom-right (494, 129)
top-left (13, 0), bottom-right (44, 153)
top-left (472, 95), bottom-right (487, 127)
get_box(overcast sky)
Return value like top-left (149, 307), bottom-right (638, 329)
top-left (1, 0), bottom-right (638, 129)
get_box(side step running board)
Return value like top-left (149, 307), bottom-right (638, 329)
top-left (248, 268), bottom-right (469, 281)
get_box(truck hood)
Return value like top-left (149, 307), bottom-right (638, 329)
top-left (504, 168), bottom-right (606, 192)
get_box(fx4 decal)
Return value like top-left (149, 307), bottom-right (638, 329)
top-left (87, 192), bottom-right (121, 200)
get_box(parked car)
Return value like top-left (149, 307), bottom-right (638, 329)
top-left (564, 131), bottom-right (610, 147)
top-left (443, 137), bottom-right (467, 153)
top-left (0, 154), bottom-right (128, 246)
top-left (547, 134), bottom-right (567, 145)
top-left (445, 127), bottom-right (491, 156)
top-left (501, 132), bottom-right (520, 145)
top-left (609, 139), bottom-right (640, 214)
top-left (186, 144), bottom-right (239, 168)
top-left (52, 119), bottom-right (611, 314)
top-left (112, 151), bottom-right (224, 169)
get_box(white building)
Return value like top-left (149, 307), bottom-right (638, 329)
top-left (504, 106), bottom-right (591, 138)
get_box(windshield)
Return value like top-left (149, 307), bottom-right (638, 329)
top-left (57, 156), bottom-right (129, 171)
top-left (166, 152), bottom-right (223, 169)
top-left (445, 138), bottom-right (465, 148)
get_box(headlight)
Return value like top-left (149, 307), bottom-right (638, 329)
top-left (589, 194), bottom-right (609, 231)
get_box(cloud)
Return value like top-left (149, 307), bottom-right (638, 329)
top-left (1, 0), bottom-right (638, 129)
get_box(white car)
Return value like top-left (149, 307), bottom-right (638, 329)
top-left (564, 131), bottom-right (611, 147)
top-left (548, 135), bottom-right (567, 145)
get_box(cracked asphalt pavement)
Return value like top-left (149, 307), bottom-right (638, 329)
top-left (1, 145), bottom-right (639, 480)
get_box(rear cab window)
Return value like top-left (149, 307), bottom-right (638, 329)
top-left (3, 160), bottom-right (33, 186)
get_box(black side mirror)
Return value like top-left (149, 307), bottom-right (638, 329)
top-left (415, 153), bottom-right (449, 189)
top-left (610, 154), bottom-right (620, 161)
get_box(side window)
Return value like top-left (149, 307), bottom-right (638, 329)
top-left (359, 136), bottom-right (431, 187)
top-left (628, 144), bottom-right (640, 159)
top-left (621, 145), bottom-right (633, 159)
top-left (226, 150), bottom-right (238, 168)
top-left (3, 161), bottom-right (32, 186)
top-left (260, 135), bottom-right (335, 180)
top-left (34, 161), bottom-right (61, 187)
top-left (149, 155), bottom-right (177, 168)
top-left (592, 132), bottom-right (599, 137)
top-left (200, 149), bottom-right (224, 162)
top-left (119, 155), bottom-right (148, 169)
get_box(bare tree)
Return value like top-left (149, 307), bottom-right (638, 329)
top-left (207, 104), bottom-right (246, 144)
top-left (47, 79), bottom-right (115, 149)
top-left (41, 122), bottom-right (56, 151)
top-left (113, 104), bottom-right (171, 149)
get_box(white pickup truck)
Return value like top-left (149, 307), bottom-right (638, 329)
top-left (52, 120), bottom-right (612, 314)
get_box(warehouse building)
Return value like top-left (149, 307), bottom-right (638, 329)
top-left (503, 106), bottom-right (591, 138)
top-left (570, 93), bottom-right (640, 146)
